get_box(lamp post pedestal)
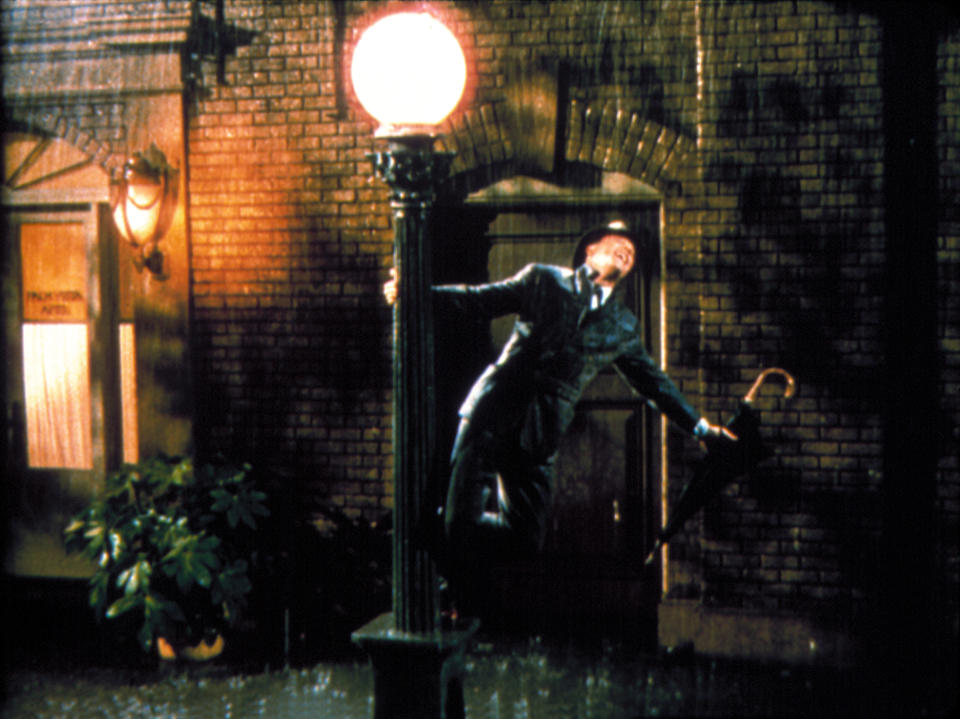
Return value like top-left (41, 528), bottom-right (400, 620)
top-left (352, 136), bottom-right (478, 719)
top-left (353, 613), bottom-right (480, 719)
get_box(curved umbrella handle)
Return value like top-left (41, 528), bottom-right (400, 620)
top-left (743, 367), bottom-right (796, 404)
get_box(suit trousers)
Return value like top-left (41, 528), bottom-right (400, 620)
top-left (443, 417), bottom-right (554, 572)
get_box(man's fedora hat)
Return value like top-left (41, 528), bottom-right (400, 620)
top-left (572, 220), bottom-right (642, 268)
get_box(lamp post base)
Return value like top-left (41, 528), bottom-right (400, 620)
top-left (352, 612), bottom-right (480, 719)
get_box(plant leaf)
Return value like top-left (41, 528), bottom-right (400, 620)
top-left (210, 488), bottom-right (231, 509)
top-left (106, 594), bottom-right (140, 619)
top-left (109, 530), bottom-right (124, 559)
top-left (137, 621), bottom-right (153, 651)
top-left (194, 563), bottom-right (212, 588)
top-left (236, 503), bottom-right (254, 528)
top-left (174, 564), bottom-right (194, 594)
top-left (89, 572), bottom-right (109, 612)
top-left (218, 559), bottom-right (252, 600)
top-left (117, 558), bottom-right (151, 596)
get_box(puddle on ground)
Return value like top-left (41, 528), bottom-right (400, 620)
top-left (2, 636), bottom-right (864, 719)
top-left (3, 664), bottom-right (373, 719)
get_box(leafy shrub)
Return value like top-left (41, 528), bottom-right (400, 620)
top-left (64, 455), bottom-right (269, 653)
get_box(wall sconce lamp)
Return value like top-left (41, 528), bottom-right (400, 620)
top-left (111, 144), bottom-right (179, 276)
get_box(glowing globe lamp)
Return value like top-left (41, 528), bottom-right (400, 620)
top-left (351, 12), bottom-right (466, 136)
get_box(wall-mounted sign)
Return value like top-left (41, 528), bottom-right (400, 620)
top-left (20, 222), bottom-right (87, 322)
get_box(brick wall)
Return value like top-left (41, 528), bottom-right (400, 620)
top-left (5, 101), bottom-right (127, 172)
top-left (188, 1), bottom-right (396, 516)
top-left (2, 0), bottom-right (193, 173)
top-left (689, 1), bottom-right (888, 618)
top-left (183, 0), bottom-right (959, 639)
top-left (938, 21), bottom-right (960, 635)
top-left (1, 0), bottom-right (954, 669)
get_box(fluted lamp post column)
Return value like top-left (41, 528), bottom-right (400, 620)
top-left (349, 13), bottom-right (478, 719)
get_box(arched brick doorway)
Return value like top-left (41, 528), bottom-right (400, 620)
top-left (427, 96), bottom-right (696, 637)
top-left (432, 184), bottom-right (688, 641)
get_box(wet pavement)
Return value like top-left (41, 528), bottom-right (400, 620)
top-left (2, 632), bottom-right (879, 719)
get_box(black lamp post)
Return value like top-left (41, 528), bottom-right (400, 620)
top-left (371, 138), bottom-right (449, 634)
top-left (349, 13), bottom-right (478, 719)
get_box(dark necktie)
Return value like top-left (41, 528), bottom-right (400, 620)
top-left (576, 267), bottom-right (602, 325)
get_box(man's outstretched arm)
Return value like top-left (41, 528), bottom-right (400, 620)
top-left (383, 264), bottom-right (533, 319)
top-left (615, 339), bottom-right (736, 444)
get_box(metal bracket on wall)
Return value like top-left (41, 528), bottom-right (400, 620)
top-left (184, 0), bottom-right (256, 93)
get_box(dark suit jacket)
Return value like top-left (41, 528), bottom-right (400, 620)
top-left (436, 263), bottom-right (700, 461)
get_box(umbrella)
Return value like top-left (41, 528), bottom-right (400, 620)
top-left (643, 368), bottom-right (796, 567)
